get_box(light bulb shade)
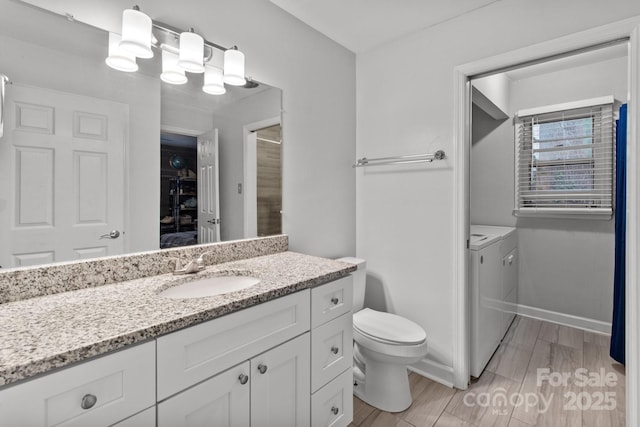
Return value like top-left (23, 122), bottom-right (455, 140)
top-left (223, 49), bottom-right (246, 86)
top-left (178, 31), bottom-right (205, 73)
top-left (120, 8), bottom-right (153, 58)
top-left (105, 32), bottom-right (138, 72)
top-left (203, 66), bottom-right (226, 95)
top-left (160, 50), bottom-right (187, 84)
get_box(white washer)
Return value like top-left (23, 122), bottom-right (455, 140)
top-left (469, 225), bottom-right (517, 378)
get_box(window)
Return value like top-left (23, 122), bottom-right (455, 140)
top-left (514, 97), bottom-right (615, 218)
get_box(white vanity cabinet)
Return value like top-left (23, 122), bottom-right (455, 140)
top-left (156, 291), bottom-right (311, 427)
top-left (157, 276), bottom-right (354, 427)
top-left (158, 334), bottom-right (311, 427)
top-left (310, 276), bottom-right (354, 427)
top-left (0, 341), bottom-right (156, 427)
top-left (0, 274), bottom-right (354, 427)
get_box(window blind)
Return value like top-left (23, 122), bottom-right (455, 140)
top-left (514, 99), bottom-right (614, 218)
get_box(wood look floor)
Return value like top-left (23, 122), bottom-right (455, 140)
top-left (349, 316), bottom-right (626, 427)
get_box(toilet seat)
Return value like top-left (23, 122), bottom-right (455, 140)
top-left (353, 308), bottom-right (426, 345)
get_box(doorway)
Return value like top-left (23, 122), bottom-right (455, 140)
top-left (452, 19), bottom-right (640, 424)
top-left (244, 118), bottom-right (283, 238)
top-left (160, 131), bottom-right (198, 248)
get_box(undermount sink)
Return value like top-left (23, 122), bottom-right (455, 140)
top-left (159, 275), bottom-right (261, 299)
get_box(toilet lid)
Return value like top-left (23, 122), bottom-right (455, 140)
top-left (353, 308), bottom-right (426, 345)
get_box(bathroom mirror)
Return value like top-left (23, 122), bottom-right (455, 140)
top-left (0, 0), bottom-right (283, 268)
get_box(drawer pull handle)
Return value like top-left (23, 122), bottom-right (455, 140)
top-left (238, 374), bottom-right (249, 385)
top-left (258, 364), bottom-right (268, 374)
top-left (331, 406), bottom-right (340, 415)
top-left (81, 394), bottom-right (97, 410)
top-left (331, 346), bottom-right (339, 354)
top-left (330, 297), bottom-right (339, 305)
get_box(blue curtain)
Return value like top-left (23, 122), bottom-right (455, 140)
top-left (610, 103), bottom-right (627, 365)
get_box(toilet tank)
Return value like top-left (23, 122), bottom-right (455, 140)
top-left (336, 257), bottom-right (366, 312)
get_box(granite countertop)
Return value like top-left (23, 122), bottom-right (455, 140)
top-left (0, 251), bottom-right (356, 387)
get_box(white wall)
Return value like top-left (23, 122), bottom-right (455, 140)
top-left (213, 89), bottom-right (282, 241)
top-left (356, 0), bottom-right (640, 383)
top-left (472, 73), bottom-right (510, 119)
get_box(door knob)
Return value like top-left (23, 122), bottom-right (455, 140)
top-left (238, 374), bottom-right (249, 385)
top-left (99, 230), bottom-right (120, 239)
top-left (257, 364), bottom-right (268, 374)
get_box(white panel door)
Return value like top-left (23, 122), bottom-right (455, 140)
top-left (197, 129), bottom-right (220, 244)
top-left (251, 333), bottom-right (311, 427)
top-left (0, 84), bottom-right (127, 268)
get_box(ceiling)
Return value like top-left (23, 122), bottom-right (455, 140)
top-left (269, 0), bottom-right (499, 53)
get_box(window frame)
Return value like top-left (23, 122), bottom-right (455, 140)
top-left (513, 96), bottom-right (615, 219)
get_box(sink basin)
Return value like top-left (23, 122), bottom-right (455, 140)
top-left (159, 275), bottom-right (261, 299)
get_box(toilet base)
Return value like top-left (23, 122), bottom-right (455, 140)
top-left (353, 359), bottom-right (412, 413)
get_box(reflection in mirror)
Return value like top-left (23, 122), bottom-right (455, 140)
top-left (0, 0), bottom-right (282, 269)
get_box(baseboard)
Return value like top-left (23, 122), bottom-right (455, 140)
top-left (409, 357), bottom-right (455, 388)
top-left (516, 303), bottom-right (612, 334)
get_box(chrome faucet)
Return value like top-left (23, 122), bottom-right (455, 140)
top-left (171, 250), bottom-right (215, 275)
top-left (195, 250), bottom-right (216, 268)
top-left (171, 257), bottom-right (203, 275)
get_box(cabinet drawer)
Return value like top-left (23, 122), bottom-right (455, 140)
top-left (311, 276), bottom-right (353, 328)
top-left (0, 341), bottom-right (155, 427)
top-left (157, 289), bottom-right (310, 400)
top-left (311, 370), bottom-right (353, 427)
top-left (311, 313), bottom-right (353, 392)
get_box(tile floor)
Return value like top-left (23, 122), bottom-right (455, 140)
top-left (349, 316), bottom-right (625, 427)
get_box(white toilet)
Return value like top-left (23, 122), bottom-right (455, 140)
top-left (338, 257), bottom-right (429, 413)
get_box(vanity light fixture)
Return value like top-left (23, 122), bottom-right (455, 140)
top-left (160, 49), bottom-right (187, 85)
top-left (119, 6), bottom-right (153, 59)
top-left (105, 32), bottom-right (139, 72)
top-left (203, 65), bottom-right (226, 95)
top-left (178, 29), bottom-right (205, 73)
top-left (106, 6), bottom-right (247, 96)
top-left (223, 48), bottom-right (246, 86)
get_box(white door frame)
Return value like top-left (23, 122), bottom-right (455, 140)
top-left (243, 116), bottom-right (281, 238)
top-left (452, 17), bottom-right (640, 424)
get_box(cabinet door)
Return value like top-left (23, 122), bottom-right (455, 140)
top-left (111, 407), bottom-right (155, 427)
top-left (157, 361), bottom-right (250, 427)
top-left (251, 333), bottom-right (311, 427)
